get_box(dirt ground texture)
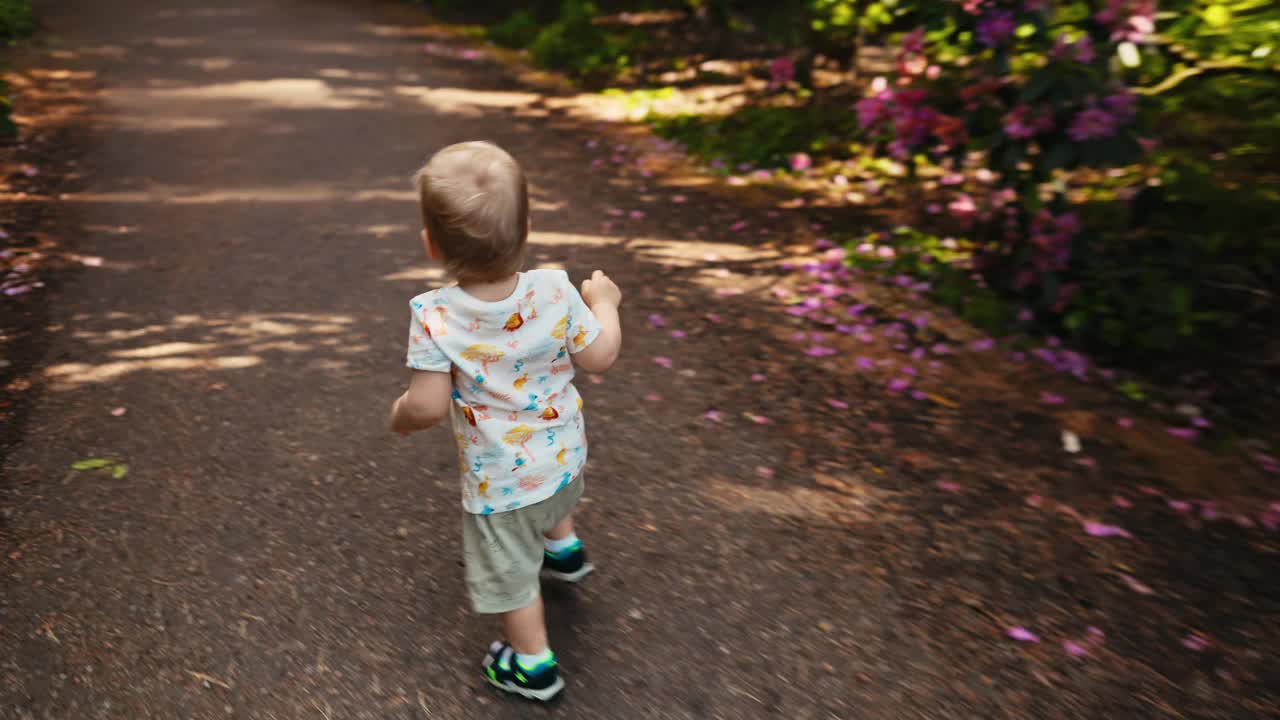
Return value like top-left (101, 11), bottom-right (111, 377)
top-left (1, 1), bottom-right (1277, 718)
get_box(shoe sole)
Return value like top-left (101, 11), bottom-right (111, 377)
top-left (540, 561), bottom-right (594, 583)
top-left (481, 657), bottom-right (565, 703)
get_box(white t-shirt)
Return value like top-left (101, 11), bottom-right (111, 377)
top-left (406, 269), bottom-right (602, 514)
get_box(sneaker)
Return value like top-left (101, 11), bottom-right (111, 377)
top-left (481, 641), bottom-right (564, 702)
top-left (541, 539), bottom-right (594, 583)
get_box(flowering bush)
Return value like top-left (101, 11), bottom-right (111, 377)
top-left (853, 0), bottom-right (1278, 358)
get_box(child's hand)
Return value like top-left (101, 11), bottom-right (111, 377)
top-left (581, 270), bottom-right (622, 309)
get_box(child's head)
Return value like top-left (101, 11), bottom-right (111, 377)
top-left (413, 141), bottom-right (528, 282)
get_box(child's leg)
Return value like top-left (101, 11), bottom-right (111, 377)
top-left (544, 513), bottom-right (575, 541)
top-left (502, 594), bottom-right (549, 655)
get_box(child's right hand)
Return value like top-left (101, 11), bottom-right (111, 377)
top-left (581, 270), bottom-right (622, 308)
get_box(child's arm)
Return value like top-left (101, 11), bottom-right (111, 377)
top-left (388, 370), bottom-right (453, 434)
top-left (572, 270), bottom-right (623, 374)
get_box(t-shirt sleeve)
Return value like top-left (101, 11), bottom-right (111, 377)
top-left (406, 301), bottom-right (451, 372)
top-left (563, 274), bottom-right (603, 354)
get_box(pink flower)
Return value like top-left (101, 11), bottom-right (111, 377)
top-left (976, 10), bottom-right (1017, 47)
top-left (1068, 103), bottom-right (1118, 142)
top-left (768, 56), bottom-right (795, 89)
top-left (948, 193), bottom-right (977, 217)
top-left (789, 152), bottom-right (813, 172)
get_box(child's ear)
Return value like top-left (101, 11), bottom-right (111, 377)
top-left (422, 229), bottom-right (441, 261)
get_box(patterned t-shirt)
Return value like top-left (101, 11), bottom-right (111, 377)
top-left (406, 269), bottom-right (603, 514)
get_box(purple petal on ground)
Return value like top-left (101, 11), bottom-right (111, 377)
top-left (910, 390), bottom-right (929, 401)
top-left (902, 366), bottom-right (918, 376)
top-left (756, 466), bottom-right (775, 478)
top-left (855, 357), bottom-right (875, 371)
top-left (653, 356), bottom-right (673, 369)
top-left (847, 304), bottom-right (867, 316)
top-left (1261, 509), bottom-right (1280, 531)
top-left (647, 313), bottom-right (667, 328)
top-left (936, 480), bottom-right (962, 493)
top-left (1112, 495), bottom-right (1132, 508)
top-left (1083, 521), bottom-right (1133, 539)
top-left (670, 330), bottom-right (687, 339)
top-left (1167, 427), bottom-right (1200, 441)
top-left (1191, 415), bottom-right (1211, 428)
top-left (1119, 573), bottom-right (1154, 595)
top-left (1009, 351), bottom-right (1027, 363)
top-left (703, 409), bottom-right (723, 422)
top-left (1117, 417), bottom-right (1134, 429)
top-left (970, 338), bottom-right (995, 352)
top-left (887, 378), bottom-right (911, 393)
top-left (1063, 640), bottom-right (1089, 658)
top-left (705, 313), bottom-right (722, 323)
top-left (1181, 633), bottom-right (1211, 652)
top-left (3, 285), bottom-right (31, 296)
top-left (751, 373), bottom-right (767, 382)
top-left (786, 306), bottom-right (812, 317)
top-left (1041, 392), bottom-right (1066, 405)
top-left (730, 220), bottom-right (749, 232)
top-left (1007, 627), bottom-right (1040, 643)
top-left (1026, 494), bottom-right (1044, 508)
top-left (644, 393), bottom-right (662, 402)
top-left (911, 347), bottom-right (926, 360)
top-left (930, 343), bottom-right (952, 355)
top-left (826, 398), bottom-right (850, 410)
top-left (1087, 626), bottom-right (1106, 643)
top-left (1168, 499), bottom-right (1192, 513)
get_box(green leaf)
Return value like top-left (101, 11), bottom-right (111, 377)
top-left (111, 464), bottom-right (129, 479)
top-left (1203, 5), bottom-right (1231, 28)
top-left (72, 458), bottom-right (111, 470)
top-left (1171, 285), bottom-right (1192, 313)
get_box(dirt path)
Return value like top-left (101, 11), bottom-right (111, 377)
top-left (2, 1), bottom-right (1276, 718)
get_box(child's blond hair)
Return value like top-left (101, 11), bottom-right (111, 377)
top-left (413, 141), bottom-right (528, 281)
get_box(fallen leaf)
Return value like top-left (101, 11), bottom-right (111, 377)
top-left (71, 459), bottom-right (111, 470)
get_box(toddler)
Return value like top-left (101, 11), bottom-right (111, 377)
top-left (388, 141), bottom-right (622, 702)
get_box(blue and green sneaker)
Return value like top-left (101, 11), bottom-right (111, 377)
top-left (540, 538), bottom-right (594, 583)
top-left (481, 642), bottom-right (564, 702)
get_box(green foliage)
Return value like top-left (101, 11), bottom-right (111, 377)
top-left (528, 1), bottom-right (639, 76)
top-left (650, 104), bottom-right (861, 168)
top-left (488, 9), bottom-right (541, 49)
top-left (0, 0), bottom-right (33, 42)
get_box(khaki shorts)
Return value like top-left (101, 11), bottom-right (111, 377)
top-left (462, 475), bottom-right (584, 614)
